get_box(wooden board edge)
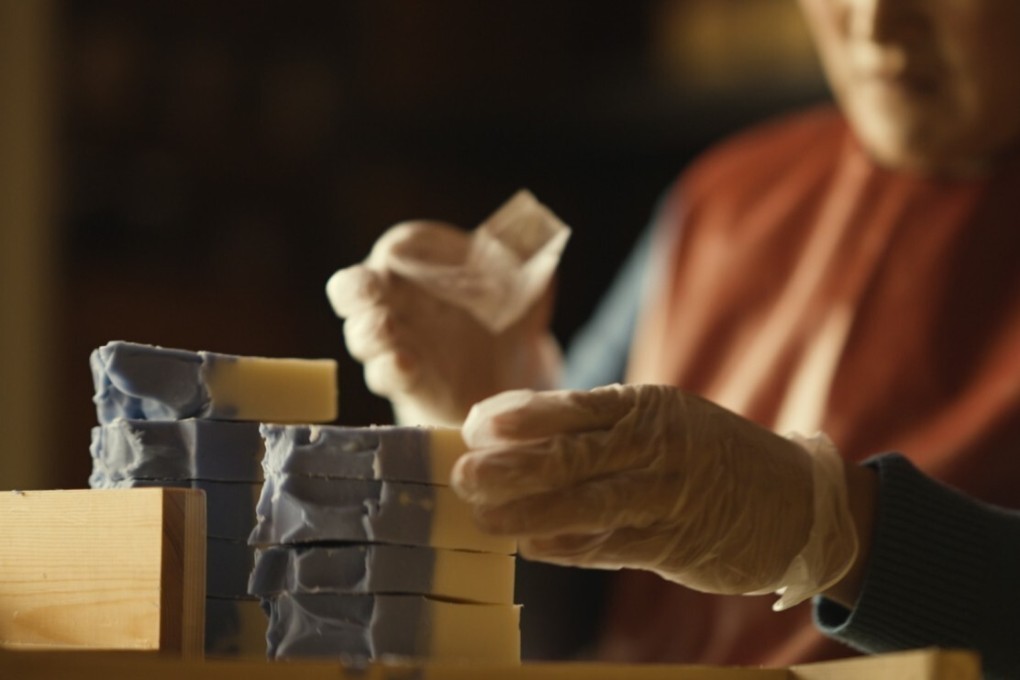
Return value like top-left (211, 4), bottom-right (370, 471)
top-left (790, 648), bottom-right (981, 680)
top-left (414, 662), bottom-right (789, 679)
top-left (160, 488), bottom-right (207, 658)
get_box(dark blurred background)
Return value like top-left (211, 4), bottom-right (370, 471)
top-left (2, 0), bottom-right (829, 490)
top-left (1, 0), bottom-right (827, 656)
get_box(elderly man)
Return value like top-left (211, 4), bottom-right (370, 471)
top-left (329, 0), bottom-right (1020, 674)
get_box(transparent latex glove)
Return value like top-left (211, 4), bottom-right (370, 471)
top-left (451, 384), bottom-right (858, 610)
top-left (327, 219), bottom-right (563, 427)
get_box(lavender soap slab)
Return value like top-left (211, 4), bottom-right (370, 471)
top-left (91, 340), bottom-right (338, 424)
top-left (264, 592), bottom-right (520, 662)
top-left (90, 419), bottom-right (264, 483)
top-left (249, 544), bottom-right (514, 604)
top-left (260, 424), bottom-right (466, 485)
top-left (249, 474), bottom-right (515, 554)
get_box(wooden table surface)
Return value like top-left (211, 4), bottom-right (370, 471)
top-left (0, 647), bottom-right (982, 680)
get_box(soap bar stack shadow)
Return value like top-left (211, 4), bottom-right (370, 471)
top-left (247, 424), bottom-right (521, 662)
top-left (88, 340), bottom-right (338, 656)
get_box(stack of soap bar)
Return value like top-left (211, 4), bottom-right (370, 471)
top-left (88, 340), bottom-right (338, 657)
top-left (248, 424), bottom-right (520, 662)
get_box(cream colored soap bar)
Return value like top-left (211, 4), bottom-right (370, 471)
top-left (265, 593), bottom-right (520, 662)
top-left (250, 544), bottom-right (515, 604)
top-left (250, 475), bottom-right (516, 555)
top-left (91, 340), bottom-right (337, 424)
top-left (260, 424), bottom-right (466, 485)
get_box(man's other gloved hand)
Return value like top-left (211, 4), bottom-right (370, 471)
top-left (451, 383), bottom-right (857, 610)
top-left (327, 221), bottom-right (562, 427)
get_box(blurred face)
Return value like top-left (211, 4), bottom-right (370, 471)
top-left (798, 0), bottom-right (1020, 176)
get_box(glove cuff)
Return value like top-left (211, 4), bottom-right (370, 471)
top-left (770, 432), bottom-right (858, 611)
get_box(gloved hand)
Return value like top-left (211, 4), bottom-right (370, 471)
top-left (450, 383), bottom-right (858, 610)
top-left (327, 220), bottom-right (563, 427)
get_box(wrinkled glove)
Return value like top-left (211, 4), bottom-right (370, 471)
top-left (451, 383), bottom-right (858, 610)
top-left (326, 192), bottom-right (569, 427)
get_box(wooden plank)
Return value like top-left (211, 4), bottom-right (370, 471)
top-left (0, 488), bottom-right (206, 657)
top-left (159, 488), bottom-right (207, 656)
top-left (790, 648), bottom-right (981, 680)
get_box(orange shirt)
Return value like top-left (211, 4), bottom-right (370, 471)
top-left (601, 106), bottom-right (1020, 665)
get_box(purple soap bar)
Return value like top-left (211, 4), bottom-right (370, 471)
top-left (91, 341), bottom-right (206, 422)
top-left (264, 592), bottom-right (520, 662)
top-left (248, 473), bottom-right (514, 554)
top-left (259, 424), bottom-right (465, 484)
top-left (90, 418), bottom-right (264, 483)
top-left (249, 544), bottom-right (514, 604)
top-left (249, 544), bottom-right (434, 597)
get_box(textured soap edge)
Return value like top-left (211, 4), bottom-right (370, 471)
top-left (91, 418), bottom-right (264, 482)
top-left (259, 424), bottom-right (465, 484)
top-left (249, 474), bottom-right (515, 554)
top-left (264, 593), bottom-right (520, 662)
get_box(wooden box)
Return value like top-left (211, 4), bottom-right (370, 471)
top-left (0, 488), bottom-right (205, 657)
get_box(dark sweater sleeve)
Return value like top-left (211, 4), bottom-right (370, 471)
top-left (814, 453), bottom-right (1020, 679)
